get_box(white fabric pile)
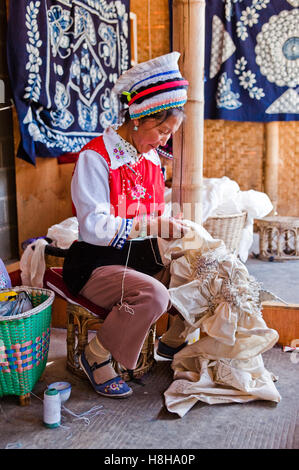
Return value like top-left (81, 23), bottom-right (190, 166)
top-left (158, 221), bottom-right (281, 418)
top-left (164, 176), bottom-right (273, 262)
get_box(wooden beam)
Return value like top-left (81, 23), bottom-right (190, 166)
top-left (172, 0), bottom-right (205, 223)
top-left (264, 121), bottom-right (279, 215)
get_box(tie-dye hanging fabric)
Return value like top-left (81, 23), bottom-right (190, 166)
top-left (204, 0), bottom-right (299, 122)
top-left (7, 0), bottom-right (130, 165)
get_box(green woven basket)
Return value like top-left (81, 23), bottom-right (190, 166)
top-left (0, 286), bottom-right (55, 397)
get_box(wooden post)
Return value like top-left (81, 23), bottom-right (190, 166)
top-left (171, 0), bottom-right (205, 224)
top-left (264, 121), bottom-right (279, 215)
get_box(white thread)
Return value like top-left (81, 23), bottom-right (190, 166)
top-left (26, 389), bottom-right (103, 428)
top-left (118, 198), bottom-right (142, 315)
top-left (5, 442), bottom-right (22, 449)
top-left (62, 404), bottom-right (104, 426)
top-left (119, 239), bottom-right (134, 315)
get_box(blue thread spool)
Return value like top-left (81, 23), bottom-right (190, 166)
top-left (43, 388), bottom-right (61, 428)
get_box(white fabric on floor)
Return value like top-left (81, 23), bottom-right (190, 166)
top-left (158, 221), bottom-right (281, 418)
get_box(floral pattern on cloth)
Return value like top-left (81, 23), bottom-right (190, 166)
top-left (157, 221), bottom-right (281, 417)
top-left (7, 0), bottom-right (130, 165)
top-left (203, 0), bottom-right (299, 121)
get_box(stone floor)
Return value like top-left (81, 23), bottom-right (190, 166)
top-left (0, 233), bottom-right (298, 451)
top-left (246, 233), bottom-right (299, 304)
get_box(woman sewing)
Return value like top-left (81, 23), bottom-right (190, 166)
top-left (63, 52), bottom-right (190, 398)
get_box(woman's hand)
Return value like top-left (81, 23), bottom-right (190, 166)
top-left (128, 215), bottom-right (190, 240)
top-left (148, 216), bottom-right (189, 240)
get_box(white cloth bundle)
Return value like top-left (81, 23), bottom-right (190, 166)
top-left (163, 177), bottom-right (273, 262)
top-left (157, 221), bottom-right (281, 417)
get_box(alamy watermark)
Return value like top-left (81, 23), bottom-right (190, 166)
top-left (94, 200), bottom-right (204, 241)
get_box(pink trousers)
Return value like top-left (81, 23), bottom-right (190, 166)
top-left (79, 265), bottom-right (171, 370)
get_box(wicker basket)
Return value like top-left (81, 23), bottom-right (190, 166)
top-left (203, 211), bottom-right (247, 254)
top-left (0, 286), bottom-right (55, 400)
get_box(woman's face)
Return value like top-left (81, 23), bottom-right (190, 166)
top-left (132, 113), bottom-right (183, 154)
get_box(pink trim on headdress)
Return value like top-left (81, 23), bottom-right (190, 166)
top-left (128, 80), bottom-right (189, 106)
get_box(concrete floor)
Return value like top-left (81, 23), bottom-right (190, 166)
top-left (1, 329), bottom-right (298, 450)
top-left (246, 233), bottom-right (299, 304)
top-left (0, 233), bottom-right (298, 450)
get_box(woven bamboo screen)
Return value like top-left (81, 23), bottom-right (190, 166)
top-left (277, 122), bottom-right (299, 216)
top-left (130, 0), bottom-right (299, 217)
top-left (203, 120), bottom-right (265, 192)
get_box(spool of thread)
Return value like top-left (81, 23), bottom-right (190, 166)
top-left (43, 388), bottom-right (61, 428)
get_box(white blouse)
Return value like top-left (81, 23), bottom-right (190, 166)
top-left (71, 127), bottom-right (162, 249)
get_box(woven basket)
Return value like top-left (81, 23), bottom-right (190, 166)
top-left (203, 211), bottom-right (247, 254)
top-left (0, 286), bottom-right (55, 398)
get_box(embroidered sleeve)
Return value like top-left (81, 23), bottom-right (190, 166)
top-left (71, 150), bottom-right (132, 249)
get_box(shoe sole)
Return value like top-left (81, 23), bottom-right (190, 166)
top-left (156, 350), bottom-right (173, 360)
top-left (78, 355), bottom-right (133, 398)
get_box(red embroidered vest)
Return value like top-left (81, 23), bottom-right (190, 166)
top-left (73, 135), bottom-right (165, 219)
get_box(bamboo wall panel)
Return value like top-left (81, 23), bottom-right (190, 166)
top-left (277, 122), bottom-right (299, 217)
top-left (203, 120), bottom-right (265, 192)
top-left (131, 0), bottom-right (170, 62)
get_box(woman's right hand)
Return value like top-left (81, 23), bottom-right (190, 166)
top-left (148, 216), bottom-right (190, 240)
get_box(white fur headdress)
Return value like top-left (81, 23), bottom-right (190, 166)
top-left (112, 52), bottom-right (188, 119)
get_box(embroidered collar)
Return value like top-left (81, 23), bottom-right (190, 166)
top-left (103, 126), bottom-right (161, 170)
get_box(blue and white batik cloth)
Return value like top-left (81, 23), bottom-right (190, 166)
top-left (7, 0), bottom-right (130, 165)
top-left (204, 0), bottom-right (299, 122)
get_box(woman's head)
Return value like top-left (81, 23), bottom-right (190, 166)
top-left (128, 107), bottom-right (184, 154)
top-left (112, 52), bottom-right (188, 122)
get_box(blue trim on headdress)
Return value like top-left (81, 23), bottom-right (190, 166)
top-left (130, 99), bottom-right (187, 119)
top-left (129, 70), bottom-right (179, 93)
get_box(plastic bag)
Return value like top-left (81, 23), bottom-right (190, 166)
top-left (0, 291), bottom-right (33, 317)
top-left (46, 217), bottom-right (78, 249)
top-left (20, 238), bottom-right (48, 287)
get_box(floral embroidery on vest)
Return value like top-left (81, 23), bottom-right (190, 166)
top-left (131, 183), bottom-right (147, 200)
top-left (113, 144), bottom-right (125, 160)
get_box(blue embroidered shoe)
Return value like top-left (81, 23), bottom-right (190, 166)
top-left (79, 351), bottom-right (133, 398)
top-left (156, 339), bottom-right (188, 360)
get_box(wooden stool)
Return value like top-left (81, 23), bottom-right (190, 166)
top-left (44, 267), bottom-right (156, 381)
top-left (255, 216), bottom-right (299, 260)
